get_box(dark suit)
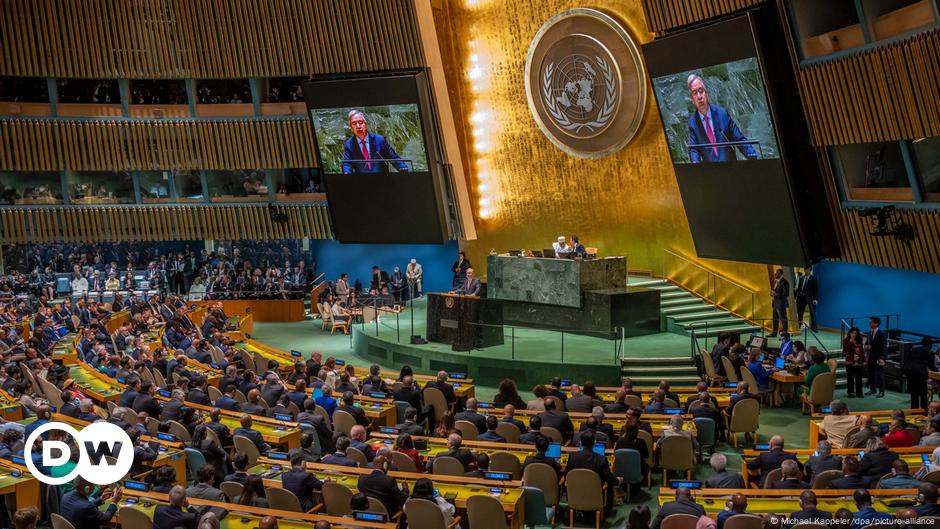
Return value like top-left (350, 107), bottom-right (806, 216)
top-left (746, 448), bottom-right (801, 486)
top-left (687, 103), bottom-right (757, 163)
top-left (454, 410), bottom-right (487, 435)
top-left (60, 491), bottom-right (118, 529)
top-left (132, 393), bottom-right (162, 418)
top-left (153, 504), bottom-right (199, 529)
top-left (394, 386), bottom-right (422, 409)
top-left (523, 453), bottom-right (560, 474)
top-left (501, 416), bottom-right (527, 434)
top-left (454, 277), bottom-right (481, 296)
top-left (160, 399), bottom-right (184, 422)
top-left (565, 449), bottom-right (617, 514)
top-left (322, 451), bottom-right (359, 467)
top-left (233, 426), bottom-right (270, 453)
top-left (423, 381), bottom-right (456, 406)
top-left (187, 389), bottom-right (211, 406)
top-left (282, 467), bottom-right (324, 512)
top-left (358, 470), bottom-right (407, 515)
top-left (119, 389), bottom-right (138, 408)
top-left (565, 394), bottom-right (594, 413)
top-left (261, 383), bottom-right (284, 407)
top-left (297, 411), bottom-right (335, 454)
top-left (904, 344), bottom-right (936, 409)
top-left (538, 410), bottom-right (574, 439)
top-left (519, 430), bottom-right (547, 445)
top-left (477, 430), bottom-right (505, 443)
top-left (215, 395), bottom-right (242, 412)
top-left (867, 328), bottom-right (887, 393)
top-left (440, 448), bottom-right (474, 471)
top-left (337, 404), bottom-right (369, 427)
top-left (770, 478), bottom-right (809, 489)
top-left (806, 454), bottom-right (842, 479)
top-left (342, 132), bottom-right (409, 174)
top-left (241, 401), bottom-right (268, 417)
top-left (789, 508), bottom-right (832, 523)
top-left (858, 448), bottom-right (899, 484)
top-left (706, 471), bottom-right (745, 489)
top-left (830, 474), bottom-right (867, 489)
top-left (772, 276), bottom-right (790, 334)
top-left (395, 421), bottom-right (425, 437)
top-left (651, 499), bottom-right (706, 529)
top-left (795, 273), bottom-right (818, 331)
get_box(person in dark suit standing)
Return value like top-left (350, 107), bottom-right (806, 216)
top-left (341, 110), bottom-right (410, 174)
top-left (281, 451), bottom-right (324, 512)
top-left (453, 267), bottom-right (481, 296)
top-left (650, 487), bottom-right (706, 529)
top-left (564, 431), bottom-right (618, 517)
top-left (357, 455), bottom-right (408, 515)
top-left (451, 252), bottom-right (470, 289)
top-left (904, 337), bottom-right (936, 409)
top-left (865, 316), bottom-right (887, 397)
top-left (795, 267), bottom-right (819, 332)
top-left (769, 269), bottom-right (790, 337)
top-left (686, 74), bottom-right (759, 164)
top-left (369, 266), bottom-right (389, 292)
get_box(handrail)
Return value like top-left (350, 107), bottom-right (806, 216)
top-left (840, 314), bottom-right (900, 345)
top-left (662, 249), bottom-right (757, 294)
top-left (662, 248), bottom-right (759, 321)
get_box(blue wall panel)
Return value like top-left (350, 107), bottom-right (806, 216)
top-left (310, 240), bottom-right (459, 294)
top-left (815, 260), bottom-right (940, 336)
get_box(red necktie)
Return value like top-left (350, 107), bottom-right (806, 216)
top-left (704, 115), bottom-right (718, 156)
top-left (360, 139), bottom-right (371, 170)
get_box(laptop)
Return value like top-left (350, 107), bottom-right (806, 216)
top-left (543, 249), bottom-right (556, 258)
top-left (774, 356), bottom-right (786, 370)
top-left (592, 441), bottom-right (607, 457)
top-left (546, 442), bottom-right (562, 459)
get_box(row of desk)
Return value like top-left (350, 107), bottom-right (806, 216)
top-left (658, 488), bottom-right (920, 516)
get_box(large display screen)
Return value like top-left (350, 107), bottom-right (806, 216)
top-left (643, 15), bottom-right (808, 266)
top-left (304, 73), bottom-right (447, 243)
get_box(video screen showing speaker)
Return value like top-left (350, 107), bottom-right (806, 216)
top-left (304, 73), bottom-right (447, 244)
top-left (643, 14), bottom-right (807, 266)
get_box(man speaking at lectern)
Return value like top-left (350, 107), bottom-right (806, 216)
top-left (342, 110), bottom-right (410, 173)
top-left (452, 267), bottom-right (481, 296)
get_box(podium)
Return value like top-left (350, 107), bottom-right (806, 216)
top-left (426, 293), bottom-right (503, 351)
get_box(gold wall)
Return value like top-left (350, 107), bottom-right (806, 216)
top-left (435, 0), bottom-right (773, 317)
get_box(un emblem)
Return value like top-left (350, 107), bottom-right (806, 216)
top-left (525, 9), bottom-right (647, 159)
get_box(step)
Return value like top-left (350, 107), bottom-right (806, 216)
top-left (629, 279), bottom-right (667, 288)
top-left (662, 302), bottom-right (712, 315)
top-left (661, 291), bottom-right (692, 300)
top-left (683, 317), bottom-right (746, 329)
top-left (622, 374), bottom-right (703, 385)
top-left (622, 365), bottom-right (698, 374)
top-left (692, 325), bottom-right (761, 337)
top-left (661, 297), bottom-right (704, 307)
top-left (621, 356), bottom-right (691, 366)
top-left (669, 310), bottom-right (731, 322)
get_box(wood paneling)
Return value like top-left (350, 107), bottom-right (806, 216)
top-left (0, 118), bottom-right (316, 171)
top-left (641, 0), bottom-right (765, 34)
top-left (0, 0), bottom-right (423, 78)
top-left (798, 27), bottom-right (940, 146)
top-left (0, 204), bottom-right (332, 242)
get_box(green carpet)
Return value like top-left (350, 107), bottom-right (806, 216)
top-left (252, 320), bottom-right (913, 528)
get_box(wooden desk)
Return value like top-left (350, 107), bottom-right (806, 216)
top-left (808, 408), bottom-right (925, 446)
top-left (659, 488), bottom-right (917, 516)
top-left (0, 461), bottom-right (40, 515)
top-left (193, 299), bottom-right (304, 322)
top-left (113, 487), bottom-right (398, 529)
top-left (509, 408), bottom-right (696, 438)
top-left (252, 459), bottom-right (525, 529)
top-left (368, 433), bottom-right (615, 465)
top-left (740, 446), bottom-right (934, 487)
top-left (51, 413), bottom-right (188, 485)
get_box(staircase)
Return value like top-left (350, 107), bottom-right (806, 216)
top-left (629, 277), bottom-right (761, 338)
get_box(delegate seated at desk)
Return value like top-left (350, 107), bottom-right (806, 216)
top-left (451, 267), bottom-right (481, 296)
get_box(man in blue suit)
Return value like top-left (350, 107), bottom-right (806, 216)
top-left (341, 110), bottom-right (410, 173)
top-left (686, 74), bottom-right (758, 163)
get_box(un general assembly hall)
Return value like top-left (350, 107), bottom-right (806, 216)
top-left (3, 1), bottom-right (940, 528)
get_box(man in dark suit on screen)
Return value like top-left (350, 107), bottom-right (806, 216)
top-left (686, 74), bottom-right (758, 163)
top-left (342, 110), bottom-right (410, 173)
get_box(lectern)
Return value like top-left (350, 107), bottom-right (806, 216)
top-left (426, 293), bottom-right (503, 351)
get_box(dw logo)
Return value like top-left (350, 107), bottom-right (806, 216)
top-left (23, 421), bottom-right (134, 485)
